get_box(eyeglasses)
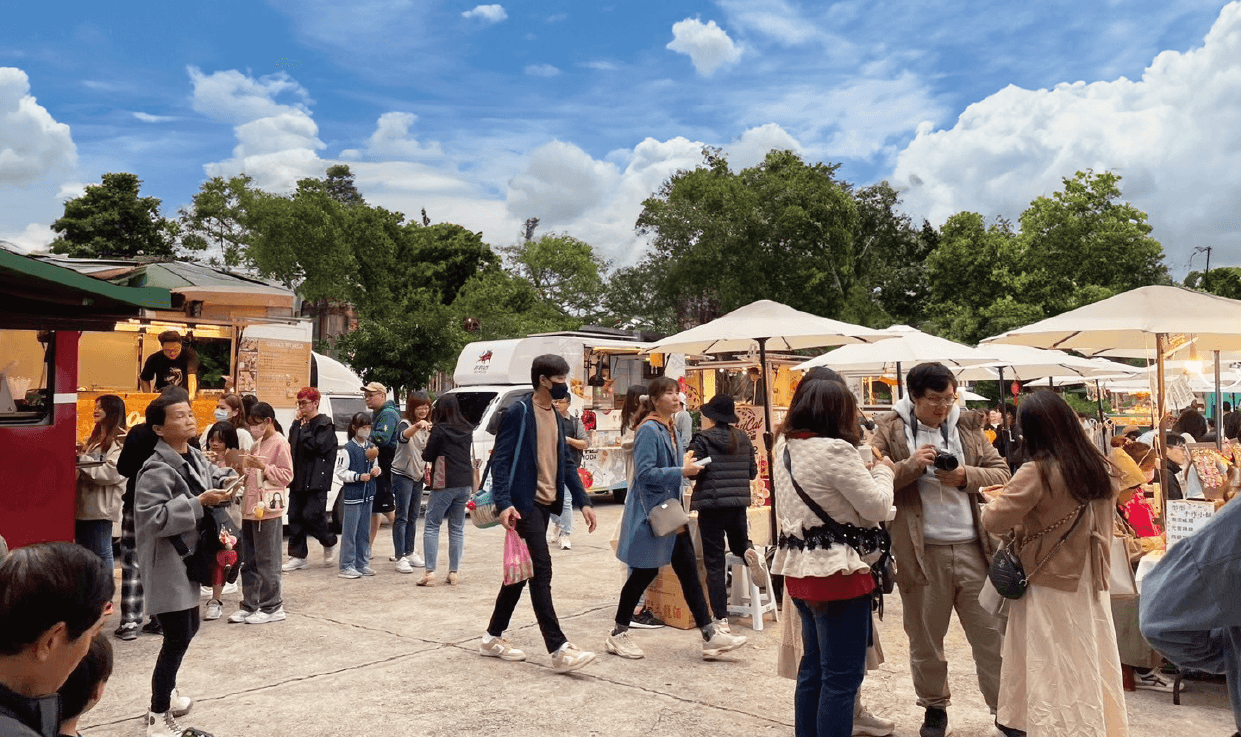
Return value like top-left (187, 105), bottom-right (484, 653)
top-left (917, 394), bottom-right (958, 408)
top-left (296, 399), bottom-right (315, 406)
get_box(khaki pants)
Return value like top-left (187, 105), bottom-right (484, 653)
top-left (898, 542), bottom-right (1004, 711)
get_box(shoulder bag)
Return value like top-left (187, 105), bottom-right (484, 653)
top-left (988, 501), bottom-right (1087, 600)
top-left (1108, 535), bottom-right (1138, 600)
top-left (469, 402), bottom-right (526, 529)
top-left (636, 418), bottom-right (690, 537)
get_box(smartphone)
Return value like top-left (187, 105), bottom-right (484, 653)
top-left (221, 474), bottom-right (246, 499)
top-left (694, 456), bottom-right (713, 467)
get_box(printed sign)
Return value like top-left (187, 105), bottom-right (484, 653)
top-left (1165, 499), bottom-right (1216, 548)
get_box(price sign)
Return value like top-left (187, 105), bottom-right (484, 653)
top-left (1165, 499), bottom-right (1215, 547)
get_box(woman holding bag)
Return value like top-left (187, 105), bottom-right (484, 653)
top-left (419, 394), bottom-right (474, 587)
top-left (980, 391), bottom-right (1127, 737)
top-left (607, 376), bottom-right (747, 661)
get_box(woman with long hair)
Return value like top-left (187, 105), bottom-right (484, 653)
top-left (392, 391), bottom-right (432, 573)
top-left (199, 394), bottom-right (253, 451)
top-left (76, 394), bottom-right (128, 571)
top-left (981, 391), bottom-right (1127, 736)
top-left (227, 402), bottom-right (293, 625)
top-left (202, 421), bottom-right (241, 621)
top-left (607, 376), bottom-right (747, 661)
top-left (772, 379), bottom-right (895, 737)
top-left (418, 394), bottom-right (474, 586)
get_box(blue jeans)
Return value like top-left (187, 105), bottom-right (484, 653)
top-left (423, 486), bottom-right (469, 573)
top-left (392, 474), bottom-right (423, 559)
top-left (793, 595), bottom-right (872, 737)
top-left (549, 491), bottom-right (573, 536)
top-left (339, 499), bottom-right (373, 572)
top-left (75, 519), bottom-right (114, 573)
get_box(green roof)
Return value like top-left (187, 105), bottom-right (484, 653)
top-left (0, 247), bottom-right (170, 310)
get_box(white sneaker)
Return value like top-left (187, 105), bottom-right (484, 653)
top-left (702, 623), bottom-right (747, 659)
top-left (146, 711), bottom-right (183, 737)
top-left (406, 552), bottom-right (425, 568)
top-left (559, 534), bottom-right (572, 550)
top-left (221, 581), bottom-right (238, 595)
top-left (551, 643), bottom-right (596, 673)
top-left (227, 609), bottom-right (250, 624)
top-left (713, 617), bottom-right (731, 634)
top-left (322, 544), bottom-right (337, 565)
top-left (546, 523), bottom-right (561, 544)
top-left (480, 636), bottom-right (527, 661)
top-left (199, 586), bottom-right (211, 598)
top-left (204, 600), bottom-right (222, 621)
top-left (605, 630), bottom-right (644, 659)
top-left (245, 607), bottom-right (286, 624)
top-left (282, 557), bottom-right (309, 572)
top-left (1135, 670), bottom-right (1176, 693)
top-left (853, 706), bottom-right (895, 736)
top-left (396, 557), bottom-right (414, 574)
top-left (338, 568), bottom-right (362, 579)
top-left (744, 547), bottom-right (770, 588)
top-left (169, 688), bottom-right (193, 718)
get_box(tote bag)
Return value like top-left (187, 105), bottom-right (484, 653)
top-left (1109, 536), bottom-right (1138, 600)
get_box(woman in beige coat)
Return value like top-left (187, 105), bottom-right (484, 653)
top-left (76, 394), bottom-right (127, 572)
top-left (981, 391), bottom-right (1126, 737)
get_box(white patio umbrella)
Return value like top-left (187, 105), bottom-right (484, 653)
top-left (648, 299), bottom-right (893, 542)
top-left (794, 324), bottom-right (997, 398)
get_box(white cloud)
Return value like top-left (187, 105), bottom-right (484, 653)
top-left (891, 1), bottom-right (1241, 268)
top-left (546, 13), bottom-right (567, 22)
top-left (462, 4), bottom-right (506, 23)
top-left (715, 0), bottom-right (822, 46)
top-left (188, 66), bottom-right (310, 124)
top-left (133, 112), bottom-right (177, 123)
top-left (524, 64), bottom-right (561, 78)
top-left (666, 18), bottom-right (742, 76)
top-left (0, 67), bottom-right (77, 185)
top-left (360, 112), bottom-right (445, 160)
top-left (580, 60), bottom-right (620, 71)
top-left (0, 222), bottom-right (54, 252)
top-left (725, 123), bottom-right (801, 169)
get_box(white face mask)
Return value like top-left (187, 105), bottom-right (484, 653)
top-left (214, 408), bottom-right (230, 422)
top-left (355, 428), bottom-right (371, 442)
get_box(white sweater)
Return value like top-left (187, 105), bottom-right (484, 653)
top-left (771, 436), bottom-right (895, 580)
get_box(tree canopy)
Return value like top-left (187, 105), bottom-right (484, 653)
top-left (50, 172), bottom-right (177, 258)
top-left (177, 175), bottom-right (258, 268)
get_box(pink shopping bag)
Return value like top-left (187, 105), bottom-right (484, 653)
top-left (503, 527), bottom-right (534, 585)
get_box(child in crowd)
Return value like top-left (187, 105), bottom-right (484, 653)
top-left (202, 421), bottom-right (242, 621)
top-left (57, 633), bottom-right (114, 737)
top-left (336, 412), bottom-right (381, 579)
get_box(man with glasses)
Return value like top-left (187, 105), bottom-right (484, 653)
top-left (871, 362), bottom-right (1012, 737)
top-left (284, 387), bottom-right (339, 571)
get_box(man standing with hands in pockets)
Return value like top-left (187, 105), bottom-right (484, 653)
top-left (284, 388), bottom-right (339, 571)
top-left (479, 354), bottom-right (598, 673)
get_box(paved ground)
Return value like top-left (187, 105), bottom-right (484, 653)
top-left (83, 502), bottom-right (1234, 736)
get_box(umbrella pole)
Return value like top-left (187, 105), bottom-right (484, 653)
top-left (1156, 334), bottom-right (1169, 525)
top-left (758, 337), bottom-right (778, 547)
top-left (1216, 350), bottom-right (1224, 451)
top-left (896, 361), bottom-right (904, 399)
top-left (1095, 379), bottom-right (1106, 452)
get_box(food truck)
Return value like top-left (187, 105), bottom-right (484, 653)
top-left (443, 331), bottom-right (654, 502)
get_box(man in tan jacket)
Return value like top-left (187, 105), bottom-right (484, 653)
top-left (871, 362), bottom-right (1011, 737)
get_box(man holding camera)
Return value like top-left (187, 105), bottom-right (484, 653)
top-left (872, 362), bottom-right (1011, 737)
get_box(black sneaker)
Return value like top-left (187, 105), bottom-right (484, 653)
top-left (629, 609), bottom-right (666, 629)
top-left (142, 618), bottom-right (163, 636)
top-left (114, 622), bottom-right (139, 641)
top-left (995, 719), bottom-right (1025, 737)
top-left (920, 707), bottom-right (949, 737)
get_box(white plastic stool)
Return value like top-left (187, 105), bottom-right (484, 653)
top-left (725, 551), bottom-right (779, 631)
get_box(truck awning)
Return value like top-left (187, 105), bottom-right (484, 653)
top-left (0, 248), bottom-right (171, 330)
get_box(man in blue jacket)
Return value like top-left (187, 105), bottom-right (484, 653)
top-left (481, 354), bottom-right (598, 674)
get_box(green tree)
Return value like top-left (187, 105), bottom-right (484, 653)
top-left (603, 260), bottom-right (679, 334)
top-left (502, 233), bottom-right (610, 321)
top-left (246, 182), bottom-right (356, 301)
top-left (451, 269), bottom-right (577, 341)
top-left (332, 293), bottom-right (460, 397)
top-left (844, 182), bottom-right (937, 327)
top-left (49, 172), bottom-right (177, 258)
top-left (1185, 267), bottom-right (1241, 300)
top-left (177, 175), bottom-right (258, 268)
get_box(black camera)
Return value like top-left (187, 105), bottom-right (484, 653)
top-left (933, 450), bottom-right (959, 472)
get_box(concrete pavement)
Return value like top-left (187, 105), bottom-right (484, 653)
top-left (83, 502), bottom-right (1234, 736)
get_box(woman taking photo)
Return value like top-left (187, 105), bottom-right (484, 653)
top-left (199, 394), bottom-right (253, 452)
top-left (418, 394), bottom-right (474, 586)
top-left (203, 421), bottom-right (241, 621)
top-left (771, 379), bottom-right (895, 737)
top-left (226, 402), bottom-right (293, 625)
top-left (392, 392), bottom-right (432, 573)
top-left (77, 394), bottom-right (128, 571)
top-left (981, 391), bottom-right (1127, 736)
top-left (608, 376), bottom-right (747, 661)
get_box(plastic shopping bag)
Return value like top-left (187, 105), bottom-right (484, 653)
top-left (503, 527), bottom-right (534, 586)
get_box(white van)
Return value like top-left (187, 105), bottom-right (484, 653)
top-left (443, 332), bottom-right (651, 503)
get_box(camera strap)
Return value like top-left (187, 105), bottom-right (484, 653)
top-left (905, 409), bottom-right (952, 453)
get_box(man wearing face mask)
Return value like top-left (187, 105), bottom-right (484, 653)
top-left (481, 354), bottom-right (598, 674)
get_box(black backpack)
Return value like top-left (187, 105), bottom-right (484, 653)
top-left (170, 505), bottom-right (240, 586)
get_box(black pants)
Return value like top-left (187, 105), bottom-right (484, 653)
top-left (697, 507), bottom-right (754, 620)
top-left (616, 530), bottom-right (711, 630)
top-left (287, 487), bottom-right (337, 559)
top-left (487, 503), bottom-right (567, 653)
top-left (151, 607), bottom-right (200, 713)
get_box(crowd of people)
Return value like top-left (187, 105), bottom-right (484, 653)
top-left (5, 352), bottom-right (1238, 737)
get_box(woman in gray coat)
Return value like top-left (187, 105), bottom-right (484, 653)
top-left (607, 376), bottom-right (747, 662)
top-left (135, 392), bottom-right (235, 737)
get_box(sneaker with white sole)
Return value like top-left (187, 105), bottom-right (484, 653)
top-left (169, 688), bottom-right (193, 718)
top-left (480, 636), bottom-right (527, 661)
top-left (282, 557), bottom-right (309, 572)
top-left (559, 535), bottom-right (572, 550)
top-left (146, 710), bottom-right (183, 737)
top-left (605, 630), bottom-right (644, 659)
top-left (227, 609), bottom-right (251, 624)
top-left (713, 617), bottom-right (732, 634)
top-left (629, 609), bottom-right (665, 629)
top-left (200, 585), bottom-right (212, 598)
top-left (702, 622), bottom-right (747, 659)
top-left (1135, 670), bottom-right (1176, 693)
top-left (246, 607), bottom-right (285, 624)
top-left (396, 557), bottom-right (414, 574)
top-left (338, 568), bottom-right (362, 579)
top-left (853, 706), bottom-right (895, 736)
top-left (744, 547), bottom-right (770, 588)
top-left (551, 643), bottom-right (596, 673)
top-left (406, 552), bottom-right (425, 568)
top-left (115, 622), bottom-right (140, 641)
top-left (221, 580), bottom-right (238, 595)
top-left (204, 600), bottom-right (222, 621)
top-left (360, 566), bottom-right (377, 576)
top-left (323, 544), bottom-right (337, 565)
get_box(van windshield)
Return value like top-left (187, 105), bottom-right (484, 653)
top-left (452, 391), bottom-right (498, 428)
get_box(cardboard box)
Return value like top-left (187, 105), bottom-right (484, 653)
top-left (644, 563), bottom-right (709, 630)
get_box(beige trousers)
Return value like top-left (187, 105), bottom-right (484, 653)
top-left (898, 541), bottom-right (1004, 711)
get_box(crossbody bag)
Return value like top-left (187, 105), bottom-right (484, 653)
top-left (988, 468), bottom-right (1088, 600)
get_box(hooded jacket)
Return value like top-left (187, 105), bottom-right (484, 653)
top-left (687, 425), bottom-right (758, 511)
top-left (423, 422), bottom-right (475, 489)
top-left (288, 413), bottom-right (337, 493)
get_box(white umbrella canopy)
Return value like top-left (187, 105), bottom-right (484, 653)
top-left (793, 324), bottom-right (996, 374)
top-left (646, 299), bottom-right (892, 355)
top-left (1016, 357), bottom-right (1144, 387)
top-left (983, 285), bottom-right (1241, 356)
top-left (953, 344), bottom-right (1132, 382)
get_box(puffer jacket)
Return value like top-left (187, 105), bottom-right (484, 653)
top-left (687, 426), bottom-right (757, 511)
top-left (77, 438), bottom-right (125, 525)
top-left (770, 436), bottom-right (895, 579)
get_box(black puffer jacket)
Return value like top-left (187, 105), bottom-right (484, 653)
top-left (289, 414), bottom-right (338, 493)
top-left (423, 423), bottom-right (475, 489)
top-left (687, 426), bottom-right (758, 511)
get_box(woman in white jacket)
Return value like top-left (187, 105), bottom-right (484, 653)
top-left (772, 379), bottom-right (895, 737)
top-left (76, 394), bottom-right (128, 571)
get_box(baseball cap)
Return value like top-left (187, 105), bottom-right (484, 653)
top-left (361, 382), bottom-right (386, 395)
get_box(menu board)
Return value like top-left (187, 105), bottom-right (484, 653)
top-left (1165, 499), bottom-right (1215, 548)
top-left (235, 337), bottom-right (310, 406)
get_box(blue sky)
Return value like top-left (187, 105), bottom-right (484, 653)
top-left (2, 1), bottom-right (1239, 273)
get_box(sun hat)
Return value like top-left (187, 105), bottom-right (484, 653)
top-left (700, 393), bottom-right (738, 425)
